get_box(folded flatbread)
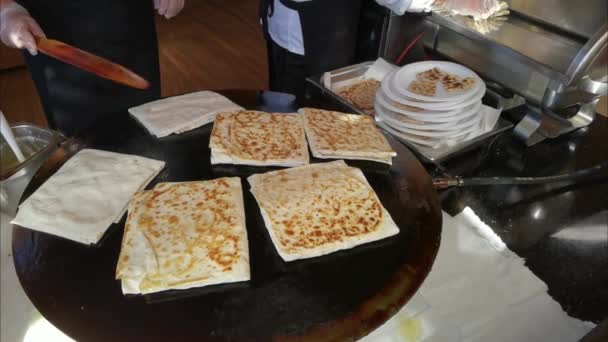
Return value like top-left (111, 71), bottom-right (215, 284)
top-left (11, 149), bottom-right (165, 245)
top-left (129, 91), bottom-right (244, 138)
top-left (300, 108), bottom-right (396, 164)
top-left (209, 110), bottom-right (309, 167)
top-left (116, 178), bottom-right (250, 294)
top-left (248, 160), bottom-right (399, 262)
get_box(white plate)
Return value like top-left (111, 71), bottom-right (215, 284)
top-left (382, 71), bottom-right (486, 111)
top-left (377, 121), bottom-right (480, 147)
top-left (375, 90), bottom-right (482, 122)
top-left (379, 113), bottom-right (481, 138)
top-left (375, 102), bottom-right (481, 131)
top-left (392, 61), bottom-right (482, 102)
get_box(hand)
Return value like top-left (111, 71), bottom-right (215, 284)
top-left (153, 0), bottom-right (185, 19)
top-left (0, 1), bottom-right (46, 55)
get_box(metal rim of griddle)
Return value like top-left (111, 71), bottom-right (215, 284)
top-left (11, 90), bottom-right (442, 342)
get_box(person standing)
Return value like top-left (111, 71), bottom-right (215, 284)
top-left (0, 0), bottom-right (185, 136)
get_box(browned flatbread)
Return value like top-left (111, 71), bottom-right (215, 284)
top-left (300, 108), bottom-right (396, 164)
top-left (116, 178), bottom-right (250, 294)
top-left (209, 110), bottom-right (309, 166)
top-left (337, 79), bottom-right (381, 111)
top-left (408, 80), bottom-right (437, 96)
top-left (442, 74), bottom-right (476, 92)
top-left (416, 67), bottom-right (447, 82)
top-left (247, 160), bottom-right (399, 261)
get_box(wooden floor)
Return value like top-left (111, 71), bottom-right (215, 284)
top-left (0, 0), bottom-right (268, 127)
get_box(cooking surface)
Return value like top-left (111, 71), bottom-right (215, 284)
top-left (11, 91), bottom-right (442, 341)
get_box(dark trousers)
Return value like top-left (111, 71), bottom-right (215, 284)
top-left (18, 0), bottom-right (160, 137)
top-left (266, 39), bottom-right (307, 100)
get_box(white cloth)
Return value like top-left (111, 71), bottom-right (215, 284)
top-left (267, 0), bottom-right (433, 56)
top-left (128, 91), bottom-right (244, 138)
top-left (360, 208), bottom-right (594, 342)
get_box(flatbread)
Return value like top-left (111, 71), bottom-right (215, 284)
top-left (416, 67), bottom-right (447, 82)
top-left (116, 178), bottom-right (250, 295)
top-left (248, 161), bottom-right (399, 262)
top-left (408, 80), bottom-right (437, 96)
top-left (300, 108), bottom-right (396, 165)
top-left (209, 110), bottom-right (309, 167)
top-left (129, 91), bottom-right (244, 138)
top-left (442, 74), bottom-right (476, 92)
top-left (337, 79), bottom-right (381, 112)
top-left (11, 149), bottom-right (165, 245)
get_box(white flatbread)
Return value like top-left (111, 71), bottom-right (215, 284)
top-left (300, 108), bottom-right (396, 165)
top-left (116, 178), bottom-right (250, 295)
top-left (129, 91), bottom-right (244, 138)
top-left (209, 110), bottom-right (309, 167)
top-left (11, 149), bottom-right (165, 245)
top-left (248, 161), bottom-right (399, 262)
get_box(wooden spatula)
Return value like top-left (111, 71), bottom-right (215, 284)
top-left (35, 37), bottom-right (150, 90)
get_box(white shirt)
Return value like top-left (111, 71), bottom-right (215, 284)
top-left (267, 0), bottom-right (435, 56)
top-left (267, 0), bottom-right (305, 55)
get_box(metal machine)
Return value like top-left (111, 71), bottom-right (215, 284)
top-left (380, 0), bottom-right (607, 145)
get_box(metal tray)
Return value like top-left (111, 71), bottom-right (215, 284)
top-left (307, 62), bottom-right (515, 164)
top-left (0, 124), bottom-right (65, 181)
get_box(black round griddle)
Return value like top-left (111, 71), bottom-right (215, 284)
top-left (12, 90), bottom-right (442, 342)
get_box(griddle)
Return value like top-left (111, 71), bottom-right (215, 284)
top-left (12, 90), bottom-right (442, 342)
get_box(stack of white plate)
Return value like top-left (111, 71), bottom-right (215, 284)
top-left (375, 61), bottom-right (486, 149)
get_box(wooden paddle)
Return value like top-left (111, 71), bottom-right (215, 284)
top-left (35, 37), bottom-right (150, 90)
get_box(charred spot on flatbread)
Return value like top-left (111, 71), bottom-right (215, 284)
top-left (416, 67), bottom-right (447, 82)
top-left (442, 74), bottom-right (476, 92)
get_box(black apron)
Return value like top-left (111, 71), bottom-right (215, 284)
top-left (17, 0), bottom-right (160, 137)
top-left (260, 0), bottom-right (363, 77)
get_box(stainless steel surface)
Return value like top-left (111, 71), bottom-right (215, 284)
top-left (486, 87), bottom-right (526, 111)
top-left (535, 24), bottom-right (608, 143)
top-left (382, 2), bottom-right (607, 145)
top-left (414, 19), bottom-right (558, 106)
top-left (0, 124), bottom-right (64, 181)
top-left (507, 0), bottom-right (607, 39)
top-left (513, 110), bottom-right (544, 146)
top-left (542, 25), bottom-right (608, 109)
top-left (562, 24), bottom-right (608, 87)
top-left (389, 117), bottom-right (513, 163)
top-left (424, 13), bottom-right (583, 76)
